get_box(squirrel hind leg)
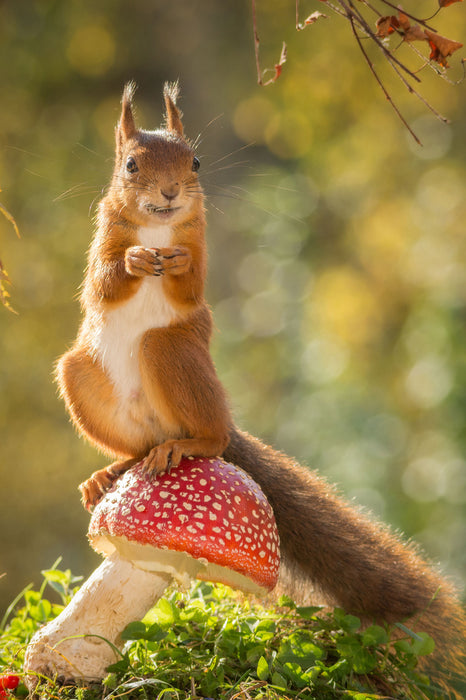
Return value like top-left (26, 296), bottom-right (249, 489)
top-left (142, 436), bottom-right (230, 477)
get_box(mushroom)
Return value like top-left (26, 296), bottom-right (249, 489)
top-left (24, 457), bottom-right (280, 686)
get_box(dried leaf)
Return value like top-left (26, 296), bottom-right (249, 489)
top-left (397, 10), bottom-right (411, 33)
top-left (262, 42), bottom-right (287, 86)
top-left (376, 15), bottom-right (399, 37)
top-left (297, 11), bottom-right (328, 30)
top-left (0, 202), bottom-right (20, 239)
top-left (403, 23), bottom-right (428, 42)
top-left (425, 29), bottom-right (463, 66)
top-left (439, 0), bottom-right (463, 7)
top-left (377, 11), bottom-right (426, 42)
top-left (0, 190), bottom-right (19, 312)
top-left (0, 259), bottom-right (16, 313)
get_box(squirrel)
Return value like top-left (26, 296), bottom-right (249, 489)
top-left (56, 83), bottom-right (465, 692)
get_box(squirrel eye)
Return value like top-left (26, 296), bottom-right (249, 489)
top-left (192, 156), bottom-right (200, 172)
top-left (126, 156), bottom-right (138, 173)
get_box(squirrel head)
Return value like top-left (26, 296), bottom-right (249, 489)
top-left (111, 82), bottom-right (202, 227)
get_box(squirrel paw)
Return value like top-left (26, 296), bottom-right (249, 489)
top-left (79, 468), bottom-right (115, 511)
top-left (79, 459), bottom-right (140, 511)
top-left (142, 440), bottom-right (185, 478)
top-left (125, 245), bottom-right (191, 277)
top-left (156, 246), bottom-right (192, 276)
top-left (125, 246), bottom-right (164, 277)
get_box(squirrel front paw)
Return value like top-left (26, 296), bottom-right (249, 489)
top-left (125, 245), bottom-right (191, 277)
top-left (125, 246), bottom-right (164, 277)
top-left (156, 246), bottom-right (192, 276)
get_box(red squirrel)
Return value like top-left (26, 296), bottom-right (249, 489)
top-left (56, 83), bottom-right (465, 690)
top-left (56, 82), bottom-right (231, 500)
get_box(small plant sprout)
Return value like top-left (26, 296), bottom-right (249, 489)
top-left (23, 457), bottom-right (280, 687)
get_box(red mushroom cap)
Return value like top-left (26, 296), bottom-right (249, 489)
top-left (88, 457), bottom-right (280, 593)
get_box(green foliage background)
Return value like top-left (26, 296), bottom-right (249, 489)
top-left (0, 0), bottom-right (465, 610)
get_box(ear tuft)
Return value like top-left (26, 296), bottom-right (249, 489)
top-left (122, 80), bottom-right (137, 108)
top-left (163, 81), bottom-right (184, 137)
top-left (118, 81), bottom-right (137, 143)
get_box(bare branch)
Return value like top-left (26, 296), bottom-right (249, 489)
top-left (348, 12), bottom-right (422, 143)
top-left (252, 0), bottom-right (262, 85)
top-left (253, 0), bottom-right (463, 138)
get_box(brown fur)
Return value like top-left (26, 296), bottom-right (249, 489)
top-left (57, 84), bottom-right (465, 692)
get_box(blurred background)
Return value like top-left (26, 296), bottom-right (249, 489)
top-left (0, 0), bottom-right (465, 610)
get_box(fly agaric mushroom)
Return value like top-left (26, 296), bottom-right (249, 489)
top-left (24, 457), bottom-right (280, 686)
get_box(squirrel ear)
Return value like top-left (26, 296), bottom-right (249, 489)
top-left (116, 82), bottom-right (137, 153)
top-left (163, 81), bottom-right (184, 137)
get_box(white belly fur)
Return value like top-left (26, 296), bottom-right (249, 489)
top-left (93, 224), bottom-right (177, 401)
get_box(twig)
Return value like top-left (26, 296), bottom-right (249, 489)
top-left (348, 12), bottom-right (422, 144)
top-left (384, 48), bottom-right (450, 122)
top-left (343, 0), bottom-right (422, 82)
top-left (376, 0), bottom-right (438, 31)
top-left (252, 0), bottom-right (263, 85)
top-left (342, 0), bottom-right (459, 115)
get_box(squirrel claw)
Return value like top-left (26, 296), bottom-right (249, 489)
top-left (141, 444), bottom-right (175, 479)
top-left (79, 465), bottom-right (120, 511)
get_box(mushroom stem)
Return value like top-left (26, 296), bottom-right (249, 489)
top-left (24, 552), bottom-right (171, 686)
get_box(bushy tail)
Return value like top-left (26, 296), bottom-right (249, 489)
top-left (224, 427), bottom-right (466, 687)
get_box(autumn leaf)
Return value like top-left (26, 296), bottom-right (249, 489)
top-left (438, 0), bottom-right (463, 7)
top-left (376, 15), bottom-right (398, 37)
top-left (425, 29), bottom-right (463, 66)
top-left (403, 24), bottom-right (428, 43)
top-left (395, 11), bottom-right (424, 41)
top-left (375, 9), bottom-right (463, 67)
top-left (0, 189), bottom-right (20, 312)
top-left (0, 201), bottom-right (20, 239)
top-left (377, 12), bottom-right (426, 42)
top-left (397, 10), bottom-right (411, 33)
top-left (0, 259), bottom-right (16, 313)
top-left (262, 42), bottom-right (287, 86)
top-left (297, 11), bottom-right (328, 31)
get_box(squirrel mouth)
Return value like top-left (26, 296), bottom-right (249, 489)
top-left (145, 204), bottom-right (180, 217)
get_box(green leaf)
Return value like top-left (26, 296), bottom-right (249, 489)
top-left (256, 655), bottom-right (269, 680)
top-left (336, 636), bottom-right (377, 673)
top-left (281, 661), bottom-right (309, 688)
top-left (152, 597), bottom-right (177, 626)
top-left (271, 671), bottom-right (288, 689)
top-left (253, 618), bottom-right (276, 635)
top-left (29, 599), bottom-right (52, 622)
top-left (362, 624), bottom-right (389, 647)
top-left (278, 595), bottom-right (296, 608)
top-left (105, 654), bottom-right (132, 673)
top-left (341, 614), bottom-right (362, 633)
top-left (146, 621), bottom-right (168, 642)
top-left (336, 635), bottom-right (361, 657)
top-left (351, 647), bottom-right (378, 674)
top-left (412, 632), bottom-right (435, 656)
top-left (200, 668), bottom-right (221, 696)
top-left (121, 621), bottom-right (147, 640)
top-left (296, 605), bottom-right (323, 619)
top-left (277, 630), bottom-right (324, 669)
top-left (395, 631), bottom-right (435, 657)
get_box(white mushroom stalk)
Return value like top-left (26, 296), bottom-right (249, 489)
top-left (23, 554), bottom-right (170, 683)
top-left (24, 457), bottom-right (280, 687)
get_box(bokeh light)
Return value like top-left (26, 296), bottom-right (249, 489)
top-left (1, 0), bottom-right (465, 609)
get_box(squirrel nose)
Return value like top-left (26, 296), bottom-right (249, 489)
top-left (160, 184), bottom-right (180, 202)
